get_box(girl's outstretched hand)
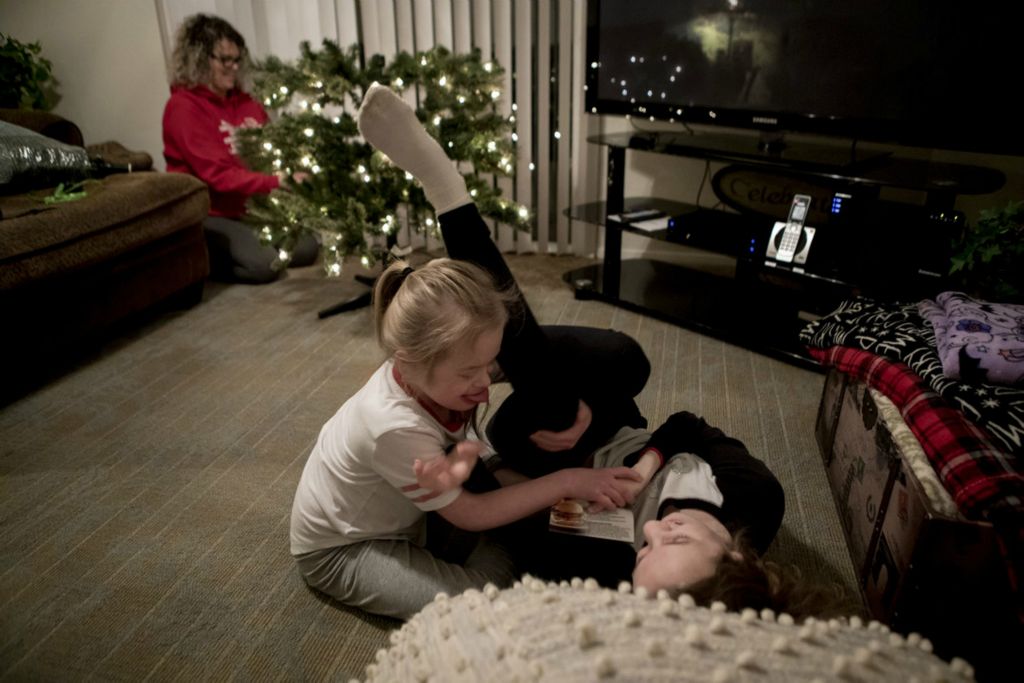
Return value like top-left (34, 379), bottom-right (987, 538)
top-left (529, 400), bottom-right (593, 452)
top-left (413, 440), bottom-right (483, 493)
top-left (564, 466), bottom-right (644, 513)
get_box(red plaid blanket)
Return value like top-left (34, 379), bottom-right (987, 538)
top-left (810, 346), bottom-right (1024, 518)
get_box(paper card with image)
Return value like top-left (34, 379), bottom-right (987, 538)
top-left (548, 498), bottom-right (634, 544)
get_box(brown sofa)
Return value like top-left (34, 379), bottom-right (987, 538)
top-left (0, 110), bottom-right (210, 392)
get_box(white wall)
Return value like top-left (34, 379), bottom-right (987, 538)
top-left (1, 0), bottom-right (170, 170)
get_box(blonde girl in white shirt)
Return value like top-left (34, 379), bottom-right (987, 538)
top-left (290, 253), bottom-right (641, 619)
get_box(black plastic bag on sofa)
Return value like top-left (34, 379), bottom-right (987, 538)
top-left (0, 119), bottom-right (91, 194)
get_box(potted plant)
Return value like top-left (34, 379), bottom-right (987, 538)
top-left (949, 200), bottom-right (1024, 303)
top-left (0, 32), bottom-right (60, 110)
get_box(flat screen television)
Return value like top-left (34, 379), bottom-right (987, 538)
top-left (585, 0), bottom-right (1022, 158)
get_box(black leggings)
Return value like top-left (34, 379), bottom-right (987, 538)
top-left (486, 325), bottom-right (649, 477)
top-left (438, 204), bottom-right (650, 478)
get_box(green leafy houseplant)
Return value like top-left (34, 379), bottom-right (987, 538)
top-left (0, 33), bottom-right (60, 110)
top-left (949, 200), bottom-right (1024, 303)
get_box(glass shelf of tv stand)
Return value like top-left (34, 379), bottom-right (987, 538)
top-left (567, 198), bottom-right (753, 256)
top-left (593, 132), bottom-right (1006, 197)
top-left (563, 197), bottom-right (845, 370)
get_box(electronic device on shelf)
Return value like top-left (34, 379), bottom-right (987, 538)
top-left (766, 194), bottom-right (815, 264)
top-left (617, 208), bottom-right (665, 222)
top-left (776, 194), bottom-right (810, 262)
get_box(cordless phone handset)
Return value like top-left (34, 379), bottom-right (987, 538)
top-left (774, 194), bottom-right (811, 263)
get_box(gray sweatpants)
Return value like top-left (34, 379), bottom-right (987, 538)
top-left (294, 532), bottom-right (517, 620)
top-left (203, 216), bottom-right (319, 284)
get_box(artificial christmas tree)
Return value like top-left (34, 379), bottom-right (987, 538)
top-left (234, 41), bottom-right (529, 281)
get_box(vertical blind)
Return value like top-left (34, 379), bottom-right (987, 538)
top-left (155, 0), bottom-right (605, 257)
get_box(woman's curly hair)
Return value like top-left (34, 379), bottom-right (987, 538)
top-left (169, 13), bottom-right (251, 90)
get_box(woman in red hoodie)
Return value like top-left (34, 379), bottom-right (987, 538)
top-left (162, 14), bottom-right (318, 283)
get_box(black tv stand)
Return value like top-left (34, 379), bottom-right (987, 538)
top-left (564, 198), bottom-right (832, 369)
top-left (564, 134), bottom-right (1005, 368)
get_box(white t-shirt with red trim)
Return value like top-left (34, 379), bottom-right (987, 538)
top-left (290, 358), bottom-right (466, 555)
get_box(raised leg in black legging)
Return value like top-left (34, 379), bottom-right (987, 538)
top-left (358, 83), bottom-right (650, 476)
top-left (436, 205), bottom-right (649, 477)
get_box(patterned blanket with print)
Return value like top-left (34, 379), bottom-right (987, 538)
top-left (800, 297), bottom-right (1024, 458)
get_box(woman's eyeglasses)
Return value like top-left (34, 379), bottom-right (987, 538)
top-left (212, 54), bottom-right (243, 67)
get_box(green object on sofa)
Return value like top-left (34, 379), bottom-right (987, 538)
top-left (0, 109), bottom-right (209, 396)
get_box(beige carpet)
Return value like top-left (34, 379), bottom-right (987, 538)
top-left (0, 252), bottom-right (858, 681)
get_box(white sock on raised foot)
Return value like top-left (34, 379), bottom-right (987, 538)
top-left (357, 82), bottom-right (471, 215)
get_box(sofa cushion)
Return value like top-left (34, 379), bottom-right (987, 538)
top-left (0, 108), bottom-right (84, 146)
top-left (0, 172), bottom-right (209, 289)
top-left (85, 141), bottom-right (153, 171)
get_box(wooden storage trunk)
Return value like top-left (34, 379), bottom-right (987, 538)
top-left (815, 369), bottom-right (1017, 681)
